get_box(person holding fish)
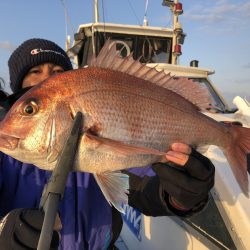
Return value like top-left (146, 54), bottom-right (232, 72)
top-left (0, 38), bottom-right (215, 249)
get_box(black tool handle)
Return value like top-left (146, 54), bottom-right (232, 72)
top-left (37, 194), bottom-right (60, 250)
top-left (38, 112), bottom-right (83, 250)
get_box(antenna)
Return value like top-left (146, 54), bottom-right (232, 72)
top-left (94, 0), bottom-right (99, 23)
top-left (143, 0), bottom-right (149, 26)
top-left (60, 0), bottom-right (75, 50)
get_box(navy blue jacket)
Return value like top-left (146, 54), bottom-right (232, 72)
top-left (0, 152), bottom-right (176, 250)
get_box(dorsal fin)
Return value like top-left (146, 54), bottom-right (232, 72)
top-left (90, 40), bottom-right (212, 111)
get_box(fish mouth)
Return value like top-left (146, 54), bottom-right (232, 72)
top-left (0, 133), bottom-right (19, 150)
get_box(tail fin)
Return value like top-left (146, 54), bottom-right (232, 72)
top-left (224, 125), bottom-right (250, 197)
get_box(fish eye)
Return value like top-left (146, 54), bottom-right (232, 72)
top-left (22, 101), bottom-right (39, 115)
top-left (25, 105), bottom-right (34, 114)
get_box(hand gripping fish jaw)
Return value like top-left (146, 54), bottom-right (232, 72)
top-left (37, 112), bottom-right (83, 250)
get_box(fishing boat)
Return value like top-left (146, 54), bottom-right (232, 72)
top-left (67, 1), bottom-right (250, 249)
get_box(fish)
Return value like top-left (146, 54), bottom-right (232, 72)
top-left (0, 41), bottom-right (249, 212)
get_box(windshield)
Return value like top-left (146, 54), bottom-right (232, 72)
top-left (188, 78), bottom-right (229, 113)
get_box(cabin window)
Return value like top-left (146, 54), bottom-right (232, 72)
top-left (72, 31), bottom-right (173, 67)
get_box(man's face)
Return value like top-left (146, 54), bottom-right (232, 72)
top-left (22, 63), bottom-right (64, 88)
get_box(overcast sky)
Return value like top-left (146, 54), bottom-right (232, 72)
top-left (0, 0), bottom-right (249, 105)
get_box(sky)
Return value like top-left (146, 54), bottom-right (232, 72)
top-left (0, 0), bottom-right (249, 106)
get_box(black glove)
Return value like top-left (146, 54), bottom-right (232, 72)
top-left (0, 107), bottom-right (7, 121)
top-left (0, 87), bottom-right (32, 121)
top-left (0, 208), bottom-right (59, 250)
top-left (152, 149), bottom-right (215, 215)
top-left (0, 90), bottom-right (8, 121)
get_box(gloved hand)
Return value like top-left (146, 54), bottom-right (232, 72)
top-left (0, 208), bottom-right (60, 250)
top-left (152, 146), bottom-right (215, 213)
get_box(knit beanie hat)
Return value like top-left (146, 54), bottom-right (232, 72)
top-left (8, 38), bottom-right (73, 93)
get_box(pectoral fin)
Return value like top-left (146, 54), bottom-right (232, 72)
top-left (85, 133), bottom-right (166, 156)
top-left (94, 171), bottom-right (129, 213)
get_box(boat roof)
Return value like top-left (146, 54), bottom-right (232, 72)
top-left (76, 22), bottom-right (175, 38)
top-left (149, 63), bottom-right (215, 78)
